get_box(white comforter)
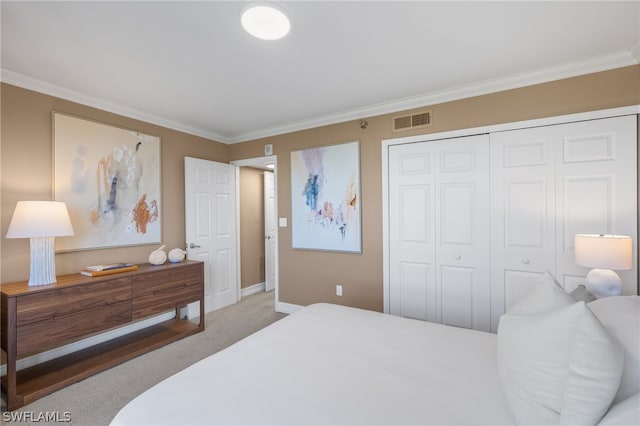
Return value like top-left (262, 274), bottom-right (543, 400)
top-left (111, 303), bottom-right (515, 425)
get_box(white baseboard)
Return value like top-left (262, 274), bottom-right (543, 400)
top-left (275, 301), bottom-right (303, 315)
top-left (241, 281), bottom-right (265, 297)
top-left (0, 311), bottom-right (175, 376)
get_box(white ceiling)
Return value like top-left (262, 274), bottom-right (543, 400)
top-left (2, 1), bottom-right (639, 144)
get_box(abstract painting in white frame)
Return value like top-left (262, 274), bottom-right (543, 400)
top-left (291, 141), bottom-right (361, 253)
top-left (53, 112), bottom-right (161, 251)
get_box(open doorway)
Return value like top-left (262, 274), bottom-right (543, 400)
top-left (231, 156), bottom-right (278, 304)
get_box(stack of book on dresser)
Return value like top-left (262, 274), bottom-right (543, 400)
top-left (80, 263), bottom-right (137, 277)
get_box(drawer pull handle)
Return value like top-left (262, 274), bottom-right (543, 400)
top-left (522, 258), bottom-right (530, 265)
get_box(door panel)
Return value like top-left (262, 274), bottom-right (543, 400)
top-left (400, 185), bottom-right (430, 242)
top-left (490, 127), bottom-right (556, 331)
top-left (504, 180), bottom-right (547, 248)
top-left (389, 143), bottom-right (436, 321)
top-left (264, 171), bottom-right (276, 292)
top-left (441, 265), bottom-right (474, 329)
top-left (185, 157), bottom-right (238, 314)
top-left (555, 116), bottom-right (637, 294)
top-left (435, 136), bottom-right (490, 331)
top-left (389, 135), bottom-right (490, 331)
top-left (399, 261), bottom-right (432, 320)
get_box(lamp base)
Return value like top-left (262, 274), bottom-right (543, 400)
top-left (569, 284), bottom-right (596, 303)
top-left (28, 236), bottom-right (58, 286)
top-left (584, 268), bottom-right (622, 299)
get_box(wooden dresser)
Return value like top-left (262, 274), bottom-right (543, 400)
top-left (1, 260), bottom-right (204, 411)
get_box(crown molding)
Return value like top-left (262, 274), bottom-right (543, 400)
top-left (0, 69), bottom-right (228, 143)
top-left (3, 47), bottom-right (638, 145)
top-left (227, 49), bottom-right (639, 143)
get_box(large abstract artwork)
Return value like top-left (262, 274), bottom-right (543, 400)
top-left (53, 113), bottom-right (161, 251)
top-left (291, 141), bottom-right (361, 252)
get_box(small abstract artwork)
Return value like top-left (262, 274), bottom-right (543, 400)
top-left (53, 113), bottom-right (161, 251)
top-left (291, 141), bottom-right (361, 252)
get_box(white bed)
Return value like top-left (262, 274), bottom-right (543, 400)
top-left (112, 276), bottom-right (639, 426)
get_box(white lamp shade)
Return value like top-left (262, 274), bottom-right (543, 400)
top-left (574, 234), bottom-right (632, 270)
top-left (6, 201), bottom-right (74, 238)
top-left (241, 2), bottom-right (290, 40)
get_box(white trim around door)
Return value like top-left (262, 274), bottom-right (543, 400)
top-left (230, 156), bottom-right (281, 311)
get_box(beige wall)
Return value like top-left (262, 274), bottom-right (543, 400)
top-left (229, 65), bottom-right (640, 311)
top-left (1, 83), bottom-right (229, 283)
top-left (2, 66), bottom-right (639, 309)
top-left (239, 167), bottom-right (265, 288)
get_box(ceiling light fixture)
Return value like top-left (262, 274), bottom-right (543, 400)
top-left (241, 1), bottom-right (290, 41)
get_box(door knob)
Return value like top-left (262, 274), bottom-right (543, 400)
top-left (521, 258), bottom-right (530, 264)
top-left (189, 243), bottom-right (201, 249)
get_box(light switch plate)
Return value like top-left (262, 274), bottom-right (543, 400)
top-left (278, 218), bottom-right (287, 227)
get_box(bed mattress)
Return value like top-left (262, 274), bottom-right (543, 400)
top-left (111, 303), bottom-right (515, 425)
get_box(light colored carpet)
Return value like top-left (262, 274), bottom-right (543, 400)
top-left (1, 290), bottom-right (286, 425)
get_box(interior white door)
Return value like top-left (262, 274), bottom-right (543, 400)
top-left (435, 135), bottom-right (491, 331)
top-left (185, 157), bottom-right (238, 314)
top-left (489, 125), bottom-right (557, 331)
top-left (386, 111), bottom-right (638, 334)
top-left (554, 116), bottom-right (637, 294)
top-left (264, 171), bottom-right (276, 292)
top-left (388, 134), bottom-right (491, 331)
top-left (489, 115), bottom-right (638, 330)
top-left (388, 141), bottom-right (436, 322)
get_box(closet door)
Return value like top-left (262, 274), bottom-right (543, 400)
top-left (555, 116), bottom-right (637, 294)
top-left (490, 115), bottom-right (638, 331)
top-left (388, 142), bottom-right (436, 322)
top-left (489, 127), bottom-right (557, 332)
top-left (389, 135), bottom-right (490, 331)
top-left (435, 136), bottom-right (491, 330)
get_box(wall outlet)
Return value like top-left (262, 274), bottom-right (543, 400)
top-left (336, 285), bottom-right (343, 296)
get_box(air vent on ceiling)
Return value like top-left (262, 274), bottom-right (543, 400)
top-left (393, 110), bottom-right (432, 131)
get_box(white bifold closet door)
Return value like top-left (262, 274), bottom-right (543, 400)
top-left (388, 134), bottom-right (491, 331)
top-left (388, 114), bottom-right (637, 333)
top-left (490, 115), bottom-right (638, 331)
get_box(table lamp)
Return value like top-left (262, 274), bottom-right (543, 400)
top-left (574, 234), bottom-right (632, 298)
top-left (5, 201), bottom-right (74, 286)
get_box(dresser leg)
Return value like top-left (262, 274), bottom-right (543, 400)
top-left (4, 297), bottom-right (23, 411)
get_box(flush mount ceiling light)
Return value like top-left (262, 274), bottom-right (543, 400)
top-left (241, 1), bottom-right (290, 40)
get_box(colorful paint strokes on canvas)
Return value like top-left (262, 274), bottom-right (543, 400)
top-left (291, 141), bottom-right (361, 252)
top-left (54, 113), bottom-right (161, 251)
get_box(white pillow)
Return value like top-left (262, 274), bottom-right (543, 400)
top-left (589, 296), bottom-right (640, 404)
top-left (497, 273), bottom-right (624, 425)
top-left (507, 271), bottom-right (574, 315)
top-left (598, 393), bottom-right (640, 426)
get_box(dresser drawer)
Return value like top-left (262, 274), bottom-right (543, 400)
top-left (17, 300), bottom-right (132, 357)
top-left (132, 263), bottom-right (201, 297)
top-left (16, 278), bottom-right (132, 327)
top-left (132, 276), bottom-right (201, 319)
